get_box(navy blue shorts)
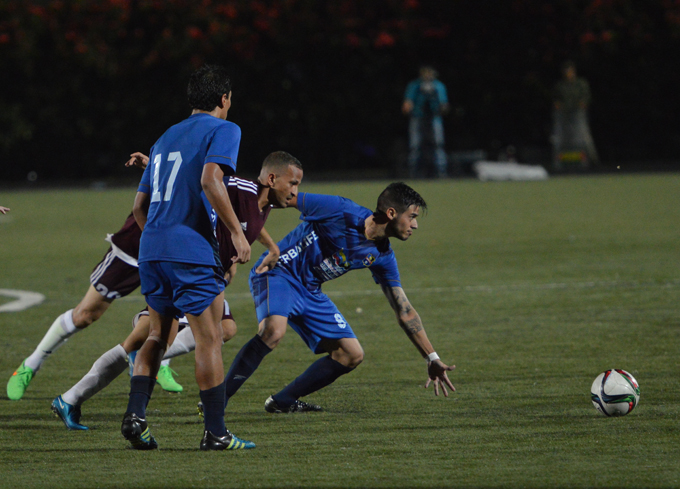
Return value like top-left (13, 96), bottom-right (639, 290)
top-left (250, 273), bottom-right (356, 354)
top-left (139, 261), bottom-right (226, 317)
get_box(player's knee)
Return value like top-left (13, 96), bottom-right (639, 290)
top-left (222, 320), bottom-right (237, 343)
top-left (71, 307), bottom-right (103, 328)
top-left (122, 337), bottom-right (145, 353)
top-left (346, 350), bottom-right (364, 369)
top-left (196, 326), bottom-right (222, 346)
top-left (333, 346), bottom-right (363, 369)
top-left (259, 322), bottom-right (286, 349)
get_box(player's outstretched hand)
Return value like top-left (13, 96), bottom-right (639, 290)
top-left (231, 232), bottom-right (251, 264)
top-left (0, 206), bottom-right (9, 214)
top-left (125, 152), bottom-right (149, 170)
top-left (255, 248), bottom-right (280, 274)
top-left (425, 359), bottom-right (456, 397)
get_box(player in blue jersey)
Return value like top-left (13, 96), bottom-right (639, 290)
top-left (121, 65), bottom-right (252, 451)
top-left (219, 182), bottom-right (455, 416)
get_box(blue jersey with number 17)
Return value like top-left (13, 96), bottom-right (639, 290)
top-left (137, 113), bottom-right (240, 267)
top-left (252, 192), bottom-right (401, 292)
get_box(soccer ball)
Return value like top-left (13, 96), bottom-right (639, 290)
top-left (590, 369), bottom-right (640, 417)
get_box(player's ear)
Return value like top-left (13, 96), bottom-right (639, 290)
top-left (220, 92), bottom-right (232, 109)
top-left (385, 207), bottom-right (398, 221)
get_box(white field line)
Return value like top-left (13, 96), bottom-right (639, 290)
top-left (0, 289), bottom-right (46, 312)
top-left (6, 280), bottom-right (676, 312)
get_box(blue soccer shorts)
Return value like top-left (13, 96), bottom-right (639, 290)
top-left (139, 261), bottom-right (226, 318)
top-left (250, 272), bottom-right (356, 354)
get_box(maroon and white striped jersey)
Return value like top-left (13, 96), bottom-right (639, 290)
top-left (215, 176), bottom-right (271, 268)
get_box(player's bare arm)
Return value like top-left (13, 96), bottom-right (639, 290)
top-left (380, 284), bottom-right (456, 396)
top-left (0, 206), bottom-right (9, 214)
top-left (132, 191), bottom-right (150, 230)
top-left (255, 228), bottom-right (280, 274)
top-left (201, 162), bottom-right (251, 264)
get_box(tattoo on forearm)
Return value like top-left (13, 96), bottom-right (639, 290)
top-left (394, 291), bottom-right (412, 315)
top-left (401, 314), bottom-right (423, 335)
top-left (383, 286), bottom-right (422, 334)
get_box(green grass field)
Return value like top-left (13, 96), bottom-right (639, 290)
top-left (1, 174), bottom-right (679, 488)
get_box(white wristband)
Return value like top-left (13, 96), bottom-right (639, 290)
top-left (427, 352), bottom-right (439, 362)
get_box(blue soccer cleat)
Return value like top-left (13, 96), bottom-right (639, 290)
top-left (51, 395), bottom-right (89, 431)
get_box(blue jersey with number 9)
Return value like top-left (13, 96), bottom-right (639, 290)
top-left (137, 113), bottom-right (240, 267)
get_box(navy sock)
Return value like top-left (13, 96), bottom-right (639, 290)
top-left (273, 356), bottom-right (354, 407)
top-left (223, 335), bottom-right (272, 407)
top-left (200, 382), bottom-right (226, 437)
top-left (126, 375), bottom-right (156, 418)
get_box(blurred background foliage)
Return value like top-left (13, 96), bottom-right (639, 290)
top-left (1, 0), bottom-right (679, 182)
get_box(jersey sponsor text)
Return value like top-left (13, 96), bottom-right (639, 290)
top-left (278, 231), bottom-right (319, 265)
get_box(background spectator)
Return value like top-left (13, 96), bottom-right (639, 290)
top-left (552, 60), bottom-right (599, 170)
top-left (402, 66), bottom-right (450, 178)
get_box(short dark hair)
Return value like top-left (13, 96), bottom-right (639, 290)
top-left (262, 151), bottom-right (303, 172)
top-left (419, 65), bottom-right (438, 78)
top-left (376, 182), bottom-right (427, 215)
top-left (187, 65), bottom-right (232, 111)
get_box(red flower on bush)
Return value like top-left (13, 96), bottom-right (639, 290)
top-left (374, 31), bottom-right (395, 47)
top-left (187, 26), bottom-right (204, 40)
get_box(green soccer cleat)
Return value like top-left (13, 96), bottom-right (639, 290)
top-left (156, 365), bottom-right (183, 393)
top-left (7, 360), bottom-right (34, 401)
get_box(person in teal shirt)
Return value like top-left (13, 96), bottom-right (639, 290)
top-left (402, 66), bottom-right (450, 178)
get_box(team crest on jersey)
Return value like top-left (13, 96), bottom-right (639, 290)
top-left (362, 253), bottom-right (376, 267)
top-left (332, 250), bottom-right (349, 268)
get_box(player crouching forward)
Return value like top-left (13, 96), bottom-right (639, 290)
top-left (52, 151), bottom-right (303, 435)
top-left (219, 182), bottom-right (455, 416)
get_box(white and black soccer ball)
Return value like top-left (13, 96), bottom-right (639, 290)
top-left (590, 369), bottom-right (640, 417)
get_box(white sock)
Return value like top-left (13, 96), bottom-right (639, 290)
top-left (25, 310), bottom-right (78, 371)
top-left (163, 327), bottom-right (196, 360)
top-left (62, 344), bottom-right (128, 406)
top-left (161, 358), bottom-right (171, 367)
